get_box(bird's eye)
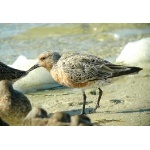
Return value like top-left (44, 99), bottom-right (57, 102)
top-left (41, 57), bottom-right (46, 61)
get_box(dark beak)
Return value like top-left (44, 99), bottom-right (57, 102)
top-left (27, 63), bottom-right (40, 73)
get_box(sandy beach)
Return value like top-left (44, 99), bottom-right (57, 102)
top-left (0, 24), bottom-right (150, 125)
top-left (25, 73), bottom-right (150, 126)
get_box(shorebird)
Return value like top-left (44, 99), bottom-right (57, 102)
top-left (0, 117), bottom-right (9, 126)
top-left (22, 110), bottom-right (92, 126)
top-left (22, 107), bottom-right (48, 126)
top-left (71, 115), bottom-right (93, 126)
top-left (47, 112), bottom-right (71, 126)
top-left (32, 51), bottom-right (143, 115)
top-left (23, 107), bottom-right (48, 120)
top-left (0, 80), bottom-right (32, 125)
top-left (0, 61), bottom-right (38, 82)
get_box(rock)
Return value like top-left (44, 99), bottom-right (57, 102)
top-left (116, 37), bottom-right (150, 69)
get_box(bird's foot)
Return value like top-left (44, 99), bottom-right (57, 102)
top-left (89, 104), bottom-right (100, 114)
top-left (81, 110), bottom-right (86, 115)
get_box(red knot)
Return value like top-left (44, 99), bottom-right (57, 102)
top-left (0, 61), bottom-right (38, 82)
top-left (33, 51), bottom-right (143, 115)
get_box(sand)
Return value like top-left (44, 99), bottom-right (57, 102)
top-left (25, 73), bottom-right (150, 126)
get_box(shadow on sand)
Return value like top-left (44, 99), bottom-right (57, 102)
top-left (116, 108), bottom-right (150, 113)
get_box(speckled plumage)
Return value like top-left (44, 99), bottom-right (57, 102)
top-left (52, 52), bottom-right (115, 87)
top-left (36, 51), bottom-right (143, 114)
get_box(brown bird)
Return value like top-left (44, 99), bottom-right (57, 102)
top-left (0, 80), bottom-right (32, 125)
top-left (32, 51), bottom-right (143, 115)
top-left (71, 115), bottom-right (93, 126)
top-left (0, 117), bottom-right (9, 126)
top-left (23, 109), bottom-right (71, 126)
top-left (22, 110), bottom-right (93, 126)
top-left (22, 107), bottom-right (48, 126)
top-left (0, 61), bottom-right (38, 82)
top-left (47, 112), bottom-right (71, 126)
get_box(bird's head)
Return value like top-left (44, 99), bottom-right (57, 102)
top-left (31, 51), bottom-right (61, 71)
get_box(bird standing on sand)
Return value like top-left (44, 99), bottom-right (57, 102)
top-left (0, 61), bottom-right (38, 82)
top-left (33, 51), bottom-right (143, 115)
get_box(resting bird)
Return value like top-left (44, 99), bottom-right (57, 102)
top-left (32, 51), bottom-right (143, 114)
top-left (0, 80), bottom-right (32, 125)
top-left (0, 61), bottom-right (38, 82)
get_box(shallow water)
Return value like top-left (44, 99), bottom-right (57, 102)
top-left (1, 23), bottom-right (150, 64)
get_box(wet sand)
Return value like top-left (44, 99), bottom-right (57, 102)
top-left (25, 74), bottom-right (150, 126)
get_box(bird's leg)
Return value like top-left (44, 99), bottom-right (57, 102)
top-left (81, 89), bottom-right (87, 115)
top-left (90, 88), bottom-right (103, 113)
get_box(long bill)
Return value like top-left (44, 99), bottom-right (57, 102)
top-left (26, 63), bottom-right (40, 73)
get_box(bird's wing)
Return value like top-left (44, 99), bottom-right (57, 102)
top-left (59, 53), bottom-right (115, 83)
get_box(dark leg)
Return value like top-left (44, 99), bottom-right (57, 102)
top-left (90, 88), bottom-right (103, 113)
top-left (81, 90), bottom-right (86, 115)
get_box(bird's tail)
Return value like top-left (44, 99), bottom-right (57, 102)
top-left (107, 65), bottom-right (143, 78)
